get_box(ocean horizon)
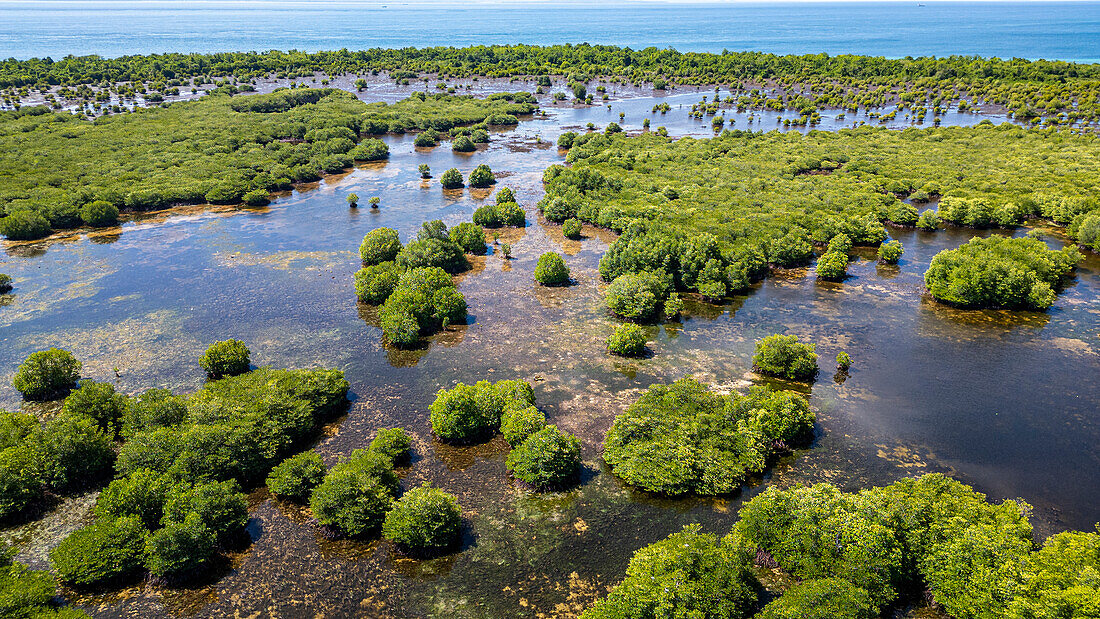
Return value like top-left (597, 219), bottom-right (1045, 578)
top-left (1, 1), bottom-right (1099, 62)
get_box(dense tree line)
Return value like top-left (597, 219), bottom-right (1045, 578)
top-left (4, 46), bottom-right (1100, 125)
top-left (583, 474), bottom-right (1100, 619)
top-left (0, 89), bottom-right (535, 239)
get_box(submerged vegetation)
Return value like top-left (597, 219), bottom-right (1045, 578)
top-left (0, 89), bottom-right (535, 239)
top-left (602, 378), bottom-right (814, 495)
top-left (585, 474), bottom-right (1100, 619)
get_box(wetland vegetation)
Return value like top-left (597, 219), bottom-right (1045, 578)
top-left (0, 45), bottom-right (1098, 619)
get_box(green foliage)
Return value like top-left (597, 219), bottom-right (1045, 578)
top-left (563, 218), bottom-right (582, 238)
top-left (452, 135), bottom-right (476, 152)
top-left (440, 168), bottom-right (464, 189)
top-left (606, 271), bottom-right (668, 322)
top-left (359, 228), bottom-right (403, 265)
top-left (354, 261), bottom-right (401, 304)
top-left (50, 516), bottom-right (147, 588)
top-left (752, 334), bottom-right (818, 380)
top-left (309, 451), bottom-right (397, 538)
top-left (0, 547), bottom-right (76, 618)
top-left (12, 348), bottom-right (81, 400)
top-left (162, 480), bottom-right (248, 544)
top-left (0, 411), bottom-right (35, 451)
top-left (758, 578), bottom-right (875, 619)
top-left (734, 484), bottom-right (905, 606)
top-left (379, 266), bottom-right (467, 346)
top-left (79, 200), bottom-right (119, 227)
top-left (346, 193), bottom-right (359, 206)
top-left (467, 164), bottom-right (495, 188)
top-left (382, 483), bottom-right (463, 553)
top-left (31, 413), bottom-right (115, 491)
top-left (199, 339), bottom-right (251, 377)
top-left (243, 188), bottom-right (270, 206)
top-left (395, 237), bottom-right (469, 273)
top-left (607, 324), bottom-right (647, 357)
top-left (603, 378), bottom-right (813, 495)
top-left (0, 274), bottom-right (10, 294)
top-left (534, 252), bottom-right (570, 286)
top-left (116, 367), bottom-right (348, 487)
top-left (94, 469), bottom-right (170, 529)
top-left (121, 388), bottom-right (186, 438)
top-left (917, 209), bottom-right (940, 231)
top-left (144, 512), bottom-right (215, 580)
top-left (836, 351), bottom-right (852, 370)
top-left (1072, 210), bottom-right (1100, 252)
top-left (581, 524), bottom-right (757, 619)
top-left (878, 239), bottom-right (903, 264)
top-left (368, 428), bottom-right (412, 465)
top-left (267, 451), bottom-right (326, 501)
top-left (451, 222), bottom-right (487, 255)
top-left (496, 187), bottom-right (516, 203)
top-left (506, 425), bottom-right (581, 490)
top-left (429, 383), bottom-right (493, 444)
top-left (350, 138), bottom-right (388, 161)
top-left (0, 211), bottom-right (51, 241)
top-left (430, 379), bottom-right (534, 444)
top-left (924, 236), bottom-right (1081, 310)
top-left (414, 130), bottom-right (439, 147)
top-left (500, 405), bottom-right (547, 447)
top-left (61, 380), bottom-right (127, 436)
top-left (815, 250), bottom-right (849, 281)
top-left (0, 446), bottom-right (44, 521)
top-left (0, 90), bottom-right (531, 235)
top-left (938, 196), bottom-right (1023, 228)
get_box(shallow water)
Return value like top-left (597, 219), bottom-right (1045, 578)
top-left (0, 94), bottom-right (1097, 618)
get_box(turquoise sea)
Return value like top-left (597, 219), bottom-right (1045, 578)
top-left (1, 1), bottom-right (1099, 61)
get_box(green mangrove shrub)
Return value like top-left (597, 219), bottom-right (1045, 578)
top-left (606, 324), bottom-right (647, 357)
top-left (267, 451), bottom-right (326, 502)
top-left (451, 222), bottom-right (487, 255)
top-left (61, 380), bottom-right (127, 436)
top-left (309, 450), bottom-right (398, 538)
top-left (580, 524), bottom-right (757, 619)
top-left (467, 164), bottom-right (495, 188)
top-left (562, 218), bottom-right (582, 238)
top-left (79, 201), bottom-right (119, 227)
top-left (506, 425), bottom-right (581, 490)
top-left (12, 348), bottom-right (81, 400)
top-left (534, 252), bottom-right (570, 286)
top-left (429, 379), bottom-right (534, 444)
top-left (815, 249), bottom-right (849, 281)
top-left (382, 483), bottom-right (463, 554)
top-left (359, 227), bottom-right (402, 265)
top-left (924, 236), bottom-right (1081, 310)
top-left (602, 378), bottom-right (813, 495)
top-left (368, 427), bottom-right (412, 465)
top-left (500, 405), bottom-right (546, 447)
top-left (605, 271), bottom-right (668, 322)
top-left (440, 168), bottom-right (464, 189)
top-left (354, 261), bottom-right (401, 304)
top-left (199, 339), bottom-right (251, 378)
top-left (752, 334), bottom-right (818, 380)
top-left (50, 516), bottom-right (147, 588)
top-left (878, 239), bottom-right (903, 264)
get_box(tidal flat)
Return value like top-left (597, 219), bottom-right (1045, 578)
top-left (1, 88), bottom-right (1097, 618)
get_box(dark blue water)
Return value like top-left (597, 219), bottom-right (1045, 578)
top-left (1, 1), bottom-right (1099, 62)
